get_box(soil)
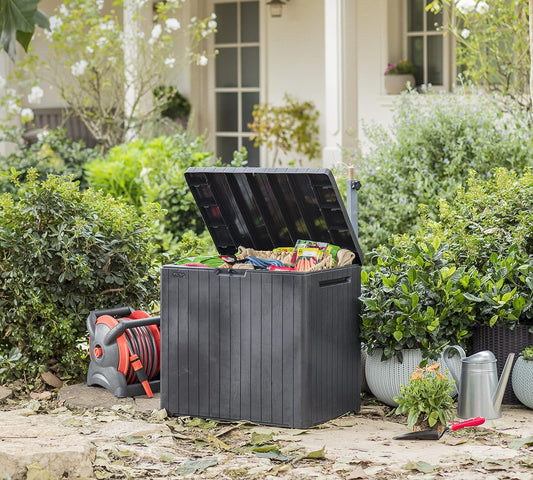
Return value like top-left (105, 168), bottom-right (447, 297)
top-left (1, 383), bottom-right (532, 479)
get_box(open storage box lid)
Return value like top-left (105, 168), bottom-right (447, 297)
top-left (185, 167), bottom-right (363, 265)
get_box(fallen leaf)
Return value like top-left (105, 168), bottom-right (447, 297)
top-left (302, 446), bottom-right (326, 459)
top-left (254, 450), bottom-right (293, 462)
top-left (151, 408), bottom-right (168, 420)
top-left (176, 457), bottom-right (218, 475)
top-left (186, 417), bottom-right (219, 429)
top-left (208, 433), bottom-right (232, 451)
top-left (510, 436), bottom-right (533, 450)
top-left (41, 371), bottom-right (63, 388)
top-left (251, 431), bottom-right (274, 445)
top-left (253, 445), bottom-right (279, 453)
top-left (25, 399), bottom-right (41, 412)
top-left (403, 460), bottom-right (438, 473)
top-left (346, 466), bottom-right (369, 479)
top-left (26, 463), bottom-right (58, 480)
top-left (120, 435), bottom-right (147, 445)
top-left (442, 436), bottom-right (468, 445)
top-left (330, 416), bottom-right (359, 427)
top-left (30, 391), bottom-right (52, 401)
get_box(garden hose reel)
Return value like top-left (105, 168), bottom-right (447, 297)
top-left (87, 306), bottom-right (160, 398)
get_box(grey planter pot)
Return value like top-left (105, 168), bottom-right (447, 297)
top-left (365, 348), bottom-right (459, 407)
top-left (511, 356), bottom-right (533, 409)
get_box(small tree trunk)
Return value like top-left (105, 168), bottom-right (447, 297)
top-left (124, 0), bottom-right (141, 142)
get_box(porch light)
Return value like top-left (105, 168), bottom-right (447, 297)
top-left (267, 0), bottom-right (289, 18)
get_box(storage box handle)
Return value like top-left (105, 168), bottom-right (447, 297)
top-left (215, 268), bottom-right (248, 277)
top-left (319, 276), bottom-right (351, 288)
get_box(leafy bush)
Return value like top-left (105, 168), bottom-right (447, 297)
top-left (356, 91), bottom-right (533, 252)
top-left (0, 171), bottom-right (160, 381)
top-left (360, 237), bottom-right (479, 361)
top-left (84, 134), bottom-right (213, 255)
top-left (0, 128), bottom-right (97, 193)
top-left (394, 363), bottom-right (454, 430)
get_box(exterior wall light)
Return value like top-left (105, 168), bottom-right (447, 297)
top-left (267, 0), bottom-right (289, 18)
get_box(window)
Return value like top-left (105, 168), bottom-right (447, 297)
top-left (405, 0), bottom-right (450, 88)
top-left (214, 1), bottom-right (260, 166)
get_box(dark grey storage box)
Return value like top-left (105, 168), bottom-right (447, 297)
top-left (160, 167), bottom-right (363, 428)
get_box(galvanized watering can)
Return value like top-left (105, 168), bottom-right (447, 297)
top-left (442, 345), bottom-right (515, 420)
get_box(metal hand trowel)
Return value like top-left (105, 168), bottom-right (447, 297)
top-left (393, 416), bottom-right (485, 441)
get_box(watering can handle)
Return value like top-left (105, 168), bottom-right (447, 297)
top-left (442, 345), bottom-right (466, 390)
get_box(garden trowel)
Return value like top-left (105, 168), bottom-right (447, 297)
top-left (393, 416), bottom-right (485, 441)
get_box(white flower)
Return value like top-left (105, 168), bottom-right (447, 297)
top-left (455, 0), bottom-right (476, 14)
top-left (0, 76), bottom-right (6, 90)
top-left (46, 15), bottom-right (63, 39)
top-left (100, 20), bottom-right (115, 31)
top-left (97, 36), bottom-right (108, 47)
top-left (137, 31), bottom-right (145, 39)
top-left (461, 28), bottom-right (470, 39)
top-left (59, 4), bottom-right (69, 16)
top-left (96, 0), bottom-right (104, 11)
top-left (208, 20), bottom-right (217, 29)
top-left (164, 57), bottom-right (176, 68)
top-left (86, 46), bottom-right (94, 54)
top-left (198, 55), bottom-right (208, 66)
top-left (27, 86), bottom-right (44, 104)
top-left (476, 1), bottom-right (488, 13)
top-left (37, 130), bottom-right (51, 142)
top-left (151, 24), bottom-right (162, 39)
top-left (20, 108), bottom-right (34, 123)
top-left (165, 18), bottom-right (181, 31)
top-left (71, 60), bottom-right (88, 77)
top-left (6, 99), bottom-right (20, 115)
top-left (211, 13), bottom-right (216, 19)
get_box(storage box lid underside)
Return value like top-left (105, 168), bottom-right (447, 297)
top-left (185, 167), bottom-right (363, 265)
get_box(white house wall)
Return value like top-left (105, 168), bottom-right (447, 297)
top-left (0, 0), bottom-right (403, 163)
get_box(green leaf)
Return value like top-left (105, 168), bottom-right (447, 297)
top-left (301, 446), bottom-right (326, 459)
top-left (0, 0), bottom-right (45, 60)
top-left (403, 460), bottom-right (438, 473)
top-left (254, 449), bottom-right (293, 462)
top-left (411, 292), bottom-right (419, 308)
top-left (489, 315), bottom-right (499, 327)
top-left (407, 266), bottom-right (417, 284)
top-left (393, 330), bottom-right (403, 341)
top-left (509, 436), bottom-right (533, 450)
top-left (177, 457), bottom-right (218, 475)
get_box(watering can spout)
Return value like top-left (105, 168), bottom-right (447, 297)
top-left (492, 353), bottom-right (515, 412)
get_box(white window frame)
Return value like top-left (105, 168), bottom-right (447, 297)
top-left (403, 0), bottom-right (454, 91)
top-left (208, 0), bottom-right (264, 165)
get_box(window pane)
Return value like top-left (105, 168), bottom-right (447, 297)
top-left (427, 35), bottom-right (443, 85)
top-left (242, 91), bottom-right (259, 131)
top-left (241, 1), bottom-right (259, 43)
top-left (427, 8), bottom-right (443, 31)
top-left (408, 0), bottom-right (424, 32)
top-left (243, 137), bottom-right (260, 167)
top-left (241, 47), bottom-right (259, 87)
top-left (216, 93), bottom-right (238, 131)
top-left (215, 3), bottom-right (237, 44)
top-left (408, 36), bottom-right (424, 85)
top-left (216, 48), bottom-right (238, 88)
top-left (217, 136), bottom-right (239, 165)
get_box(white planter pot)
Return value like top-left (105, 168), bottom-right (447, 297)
top-left (365, 349), bottom-right (423, 406)
top-left (511, 356), bottom-right (533, 409)
top-left (384, 74), bottom-right (416, 95)
top-left (365, 348), bottom-right (459, 406)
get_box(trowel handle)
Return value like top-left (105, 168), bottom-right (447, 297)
top-left (451, 417), bottom-right (485, 431)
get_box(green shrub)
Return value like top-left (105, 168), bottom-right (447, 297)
top-left (84, 134), bottom-right (213, 255)
top-left (356, 91), bottom-right (533, 252)
top-left (360, 237), bottom-right (479, 361)
top-left (0, 171), bottom-right (160, 382)
top-left (0, 128), bottom-right (98, 193)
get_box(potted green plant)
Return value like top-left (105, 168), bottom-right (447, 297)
top-left (384, 59), bottom-right (416, 94)
top-left (394, 363), bottom-right (454, 431)
top-left (511, 346), bottom-right (533, 409)
top-left (153, 85), bottom-right (191, 125)
top-left (360, 237), bottom-right (477, 406)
